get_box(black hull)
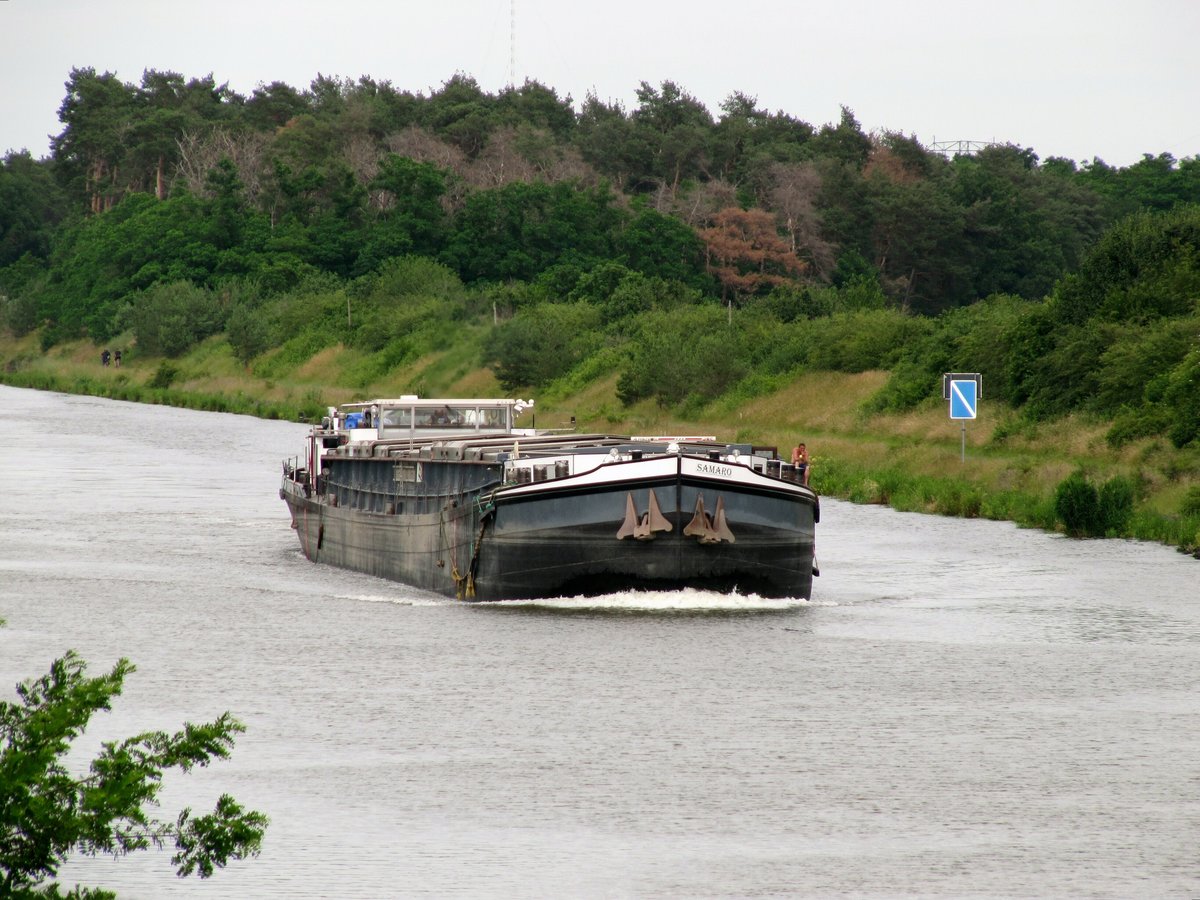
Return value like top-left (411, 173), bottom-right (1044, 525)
top-left (473, 528), bottom-right (813, 600)
top-left (284, 484), bottom-right (480, 597)
top-left (283, 457), bottom-right (817, 601)
top-left (474, 477), bottom-right (814, 600)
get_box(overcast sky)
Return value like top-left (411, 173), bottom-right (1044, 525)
top-left (2, 0), bottom-right (1197, 167)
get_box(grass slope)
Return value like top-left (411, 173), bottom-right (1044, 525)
top-left (3, 332), bottom-right (1198, 557)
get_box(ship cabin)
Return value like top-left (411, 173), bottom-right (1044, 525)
top-left (329, 396), bottom-right (532, 443)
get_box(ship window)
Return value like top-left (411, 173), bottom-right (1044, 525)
top-left (382, 407), bottom-right (411, 428)
top-left (479, 407), bottom-right (507, 430)
top-left (415, 405), bottom-right (468, 427)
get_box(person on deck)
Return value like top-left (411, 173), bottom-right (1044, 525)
top-left (791, 442), bottom-right (810, 486)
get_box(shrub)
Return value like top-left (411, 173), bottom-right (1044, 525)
top-left (1106, 406), bottom-right (1172, 447)
top-left (1055, 471), bottom-right (1100, 537)
top-left (226, 302), bottom-right (271, 365)
top-left (486, 302), bottom-right (602, 391)
top-left (1097, 475), bottom-right (1135, 536)
top-left (0, 288), bottom-right (41, 336)
top-left (148, 361), bottom-right (179, 389)
top-left (1163, 348), bottom-right (1200, 448)
top-left (934, 482), bottom-right (984, 518)
top-left (616, 305), bottom-right (749, 406)
top-left (806, 309), bottom-right (933, 373)
top-left (121, 281), bottom-right (226, 358)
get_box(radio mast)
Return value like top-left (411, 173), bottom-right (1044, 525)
top-left (509, 0), bottom-right (517, 87)
top-left (930, 139), bottom-right (999, 157)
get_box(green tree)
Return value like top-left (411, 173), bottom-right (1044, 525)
top-left (869, 293), bottom-right (1041, 412)
top-left (42, 190), bottom-right (233, 339)
top-left (1053, 205), bottom-right (1200, 325)
top-left (1163, 347), bottom-right (1200, 448)
top-left (1078, 153), bottom-right (1200, 217)
top-left (564, 261), bottom-right (701, 327)
top-left (806, 308), bottom-right (934, 373)
top-left (443, 181), bottom-right (620, 283)
top-left (1093, 317), bottom-right (1196, 414)
top-left (121, 280), bottom-right (226, 357)
top-left (225, 298), bottom-right (270, 364)
top-left (865, 172), bottom-right (969, 313)
top-left (485, 302), bottom-right (601, 390)
top-left (0, 152), bottom-right (69, 266)
top-left (807, 107), bottom-right (872, 169)
top-left (243, 80), bottom-right (310, 130)
top-left (574, 93), bottom-right (634, 188)
top-left (355, 155), bottom-right (449, 273)
top-left (51, 67), bottom-right (140, 212)
top-left (615, 207), bottom-right (708, 288)
top-left (617, 304), bottom-right (752, 405)
top-left (950, 146), bottom-right (1105, 303)
top-left (421, 74), bottom-right (497, 158)
top-left (131, 70), bottom-right (240, 200)
top-left (0, 256), bottom-right (50, 336)
top-left (495, 80), bottom-right (576, 140)
top-left (627, 81), bottom-right (714, 195)
top-left (0, 649), bottom-right (268, 897)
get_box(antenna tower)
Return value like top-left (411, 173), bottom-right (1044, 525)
top-left (930, 139), bottom-right (999, 157)
top-left (509, 0), bottom-right (517, 88)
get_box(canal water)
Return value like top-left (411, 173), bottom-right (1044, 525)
top-left (1, 385), bottom-right (1197, 898)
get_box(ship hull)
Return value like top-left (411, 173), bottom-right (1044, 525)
top-left (283, 453), bottom-right (817, 601)
top-left (283, 479), bottom-right (481, 597)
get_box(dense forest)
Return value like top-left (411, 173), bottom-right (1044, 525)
top-left (1, 68), bottom-right (1198, 448)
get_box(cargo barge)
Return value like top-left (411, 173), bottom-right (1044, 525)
top-left (281, 397), bottom-right (819, 600)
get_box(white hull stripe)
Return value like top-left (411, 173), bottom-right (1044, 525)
top-left (496, 454), bottom-right (813, 500)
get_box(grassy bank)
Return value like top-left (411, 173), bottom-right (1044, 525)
top-left (4, 331), bottom-right (1199, 558)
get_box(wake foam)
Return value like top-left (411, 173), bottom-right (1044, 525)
top-left (331, 589), bottom-right (827, 613)
top-left (334, 592), bottom-right (446, 607)
top-left (487, 588), bottom-right (809, 614)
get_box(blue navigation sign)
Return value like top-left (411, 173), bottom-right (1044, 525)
top-left (942, 372), bottom-right (982, 420)
top-left (949, 379), bottom-right (977, 419)
top-left (943, 373), bottom-right (981, 461)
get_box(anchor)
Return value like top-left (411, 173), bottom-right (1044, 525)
top-left (617, 490), bottom-right (673, 540)
top-left (683, 494), bottom-right (736, 544)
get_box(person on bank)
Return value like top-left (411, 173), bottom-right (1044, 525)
top-left (791, 442), bottom-right (810, 486)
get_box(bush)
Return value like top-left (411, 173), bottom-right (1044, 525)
top-left (1163, 348), bottom-right (1200, 448)
top-left (1055, 471), bottom-right (1100, 537)
top-left (1093, 318), bottom-right (1195, 414)
top-left (148, 361), bottom-right (179, 389)
top-left (226, 300), bottom-right (271, 365)
top-left (486, 302), bottom-right (602, 391)
top-left (866, 294), bottom-right (1040, 414)
top-left (120, 281), bottom-right (226, 358)
top-left (806, 309), bottom-right (933, 373)
top-left (616, 305), bottom-right (750, 406)
top-left (1180, 486), bottom-right (1200, 518)
top-left (1106, 406), bottom-right (1172, 447)
top-left (1054, 471), bottom-right (1135, 537)
top-left (1097, 475), bottom-right (1135, 535)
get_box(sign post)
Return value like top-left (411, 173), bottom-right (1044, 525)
top-left (943, 373), bottom-right (981, 462)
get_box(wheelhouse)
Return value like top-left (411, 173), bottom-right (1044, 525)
top-left (331, 396), bottom-right (531, 441)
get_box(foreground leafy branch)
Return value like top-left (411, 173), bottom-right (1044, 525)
top-left (0, 649), bottom-right (268, 898)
